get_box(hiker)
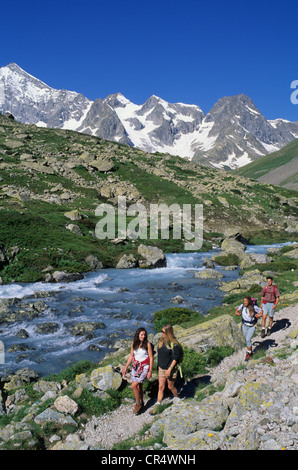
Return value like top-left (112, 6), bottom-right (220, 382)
top-left (150, 324), bottom-right (181, 415)
top-left (260, 276), bottom-right (280, 337)
top-left (235, 296), bottom-right (262, 361)
top-left (122, 327), bottom-right (153, 414)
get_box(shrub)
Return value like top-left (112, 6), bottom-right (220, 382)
top-left (75, 389), bottom-right (120, 417)
top-left (180, 347), bottom-right (207, 379)
top-left (213, 253), bottom-right (240, 266)
top-left (180, 345), bottom-right (234, 380)
top-left (205, 345), bottom-right (234, 367)
top-left (153, 307), bottom-right (201, 331)
top-left (45, 360), bottom-right (96, 382)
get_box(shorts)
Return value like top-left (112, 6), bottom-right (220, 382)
top-left (262, 303), bottom-right (275, 318)
top-left (130, 365), bottom-right (149, 383)
top-left (158, 366), bottom-right (178, 379)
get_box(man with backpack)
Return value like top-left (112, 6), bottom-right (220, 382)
top-left (260, 276), bottom-right (280, 337)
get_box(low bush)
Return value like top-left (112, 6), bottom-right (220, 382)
top-left (153, 307), bottom-right (202, 331)
top-left (213, 253), bottom-right (240, 266)
top-left (180, 345), bottom-right (234, 380)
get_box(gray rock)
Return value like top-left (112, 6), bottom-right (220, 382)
top-left (52, 271), bottom-right (84, 283)
top-left (65, 223), bottom-right (83, 236)
top-left (90, 365), bottom-right (123, 391)
top-left (34, 408), bottom-right (78, 427)
top-left (194, 268), bottom-right (224, 279)
top-left (176, 314), bottom-right (245, 354)
top-left (34, 322), bottom-right (59, 334)
top-left (84, 254), bottom-right (103, 270)
top-left (203, 257), bottom-right (215, 268)
top-left (116, 253), bottom-right (138, 269)
top-left (161, 400), bottom-right (229, 447)
top-left (170, 295), bottom-right (185, 304)
top-left (69, 321), bottom-right (106, 336)
top-left (137, 244), bottom-right (166, 268)
top-left (64, 210), bottom-right (83, 221)
top-left (54, 396), bottom-right (79, 416)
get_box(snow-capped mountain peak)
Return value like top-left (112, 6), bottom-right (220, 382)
top-left (105, 93), bottom-right (205, 157)
top-left (1, 63), bottom-right (298, 169)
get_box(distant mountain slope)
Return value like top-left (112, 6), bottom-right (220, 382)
top-left (0, 112), bottom-right (297, 282)
top-left (235, 138), bottom-right (298, 190)
top-left (1, 63), bottom-right (298, 170)
top-left (191, 95), bottom-right (298, 169)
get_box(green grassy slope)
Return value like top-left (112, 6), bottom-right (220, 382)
top-left (235, 138), bottom-right (298, 189)
top-left (0, 113), bottom-right (297, 282)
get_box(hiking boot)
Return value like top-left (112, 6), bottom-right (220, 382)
top-left (245, 352), bottom-right (251, 361)
top-left (261, 329), bottom-right (266, 338)
top-left (133, 403), bottom-right (142, 414)
top-left (149, 404), bottom-right (159, 416)
top-left (267, 328), bottom-right (271, 336)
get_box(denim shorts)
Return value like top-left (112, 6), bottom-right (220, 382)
top-left (262, 302), bottom-right (275, 318)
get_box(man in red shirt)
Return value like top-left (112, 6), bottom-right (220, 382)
top-left (260, 276), bottom-right (280, 337)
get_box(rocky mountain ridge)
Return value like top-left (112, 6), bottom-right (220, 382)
top-left (1, 63), bottom-right (298, 170)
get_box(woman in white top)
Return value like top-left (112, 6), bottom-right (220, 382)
top-left (122, 327), bottom-right (153, 414)
top-left (235, 296), bottom-right (262, 361)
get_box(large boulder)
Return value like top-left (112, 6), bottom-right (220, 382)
top-left (220, 238), bottom-right (246, 255)
top-left (175, 314), bottom-right (245, 353)
top-left (285, 248), bottom-right (298, 259)
top-left (224, 382), bottom-right (273, 436)
top-left (90, 365), bottom-right (123, 391)
top-left (220, 269), bottom-right (266, 294)
top-left (64, 210), bottom-right (83, 221)
top-left (89, 158), bottom-right (114, 172)
top-left (54, 396), bottom-right (79, 416)
top-left (52, 271), bottom-right (84, 283)
top-left (34, 408), bottom-right (77, 427)
top-left (116, 253), bottom-right (138, 269)
top-left (160, 399), bottom-right (230, 447)
top-left (137, 244), bottom-right (166, 268)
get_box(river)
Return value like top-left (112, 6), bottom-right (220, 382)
top-left (0, 242), bottom-right (292, 376)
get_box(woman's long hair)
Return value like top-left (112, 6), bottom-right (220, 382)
top-left (244, 296), bottom-right (255, 317)
top-left (158, 324), bottom-right (179, 348)
top-left (133, 327), bottom-right (148, 351)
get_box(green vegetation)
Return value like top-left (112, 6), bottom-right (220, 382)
top-left (0, 112), bottom-right (297, 282)
top-left (75, 389), bottom-right (121, 417)
top-left (181, 345), bottom-right (234, 380)
top-left (212, 253), bottom-right (240, 266)
top-left (153, 307), bottom-right (204, 330)
top-left (235, 138), bottom-right (298, 188)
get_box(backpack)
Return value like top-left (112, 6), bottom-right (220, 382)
top-left (264, 285), bottom-right (277, 297)
top-left (170, 341), bottom-right (184, 378)
top-left (251, 298), bottom-right (258, 307)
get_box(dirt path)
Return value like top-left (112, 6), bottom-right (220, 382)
top-left (210, 303), bottom-right (298, 380)
top-left (80, 303), bottom-right (298, 449)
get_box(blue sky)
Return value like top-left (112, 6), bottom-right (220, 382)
top-left (1, 0), bottom-right (298, 120)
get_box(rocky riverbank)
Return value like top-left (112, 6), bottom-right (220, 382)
top-left (0, 237), bottom-right (297, 450)
top-left (0, 300), bottom-right (297, 451)
top-left (70, 303), bottom-right (298, 451)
